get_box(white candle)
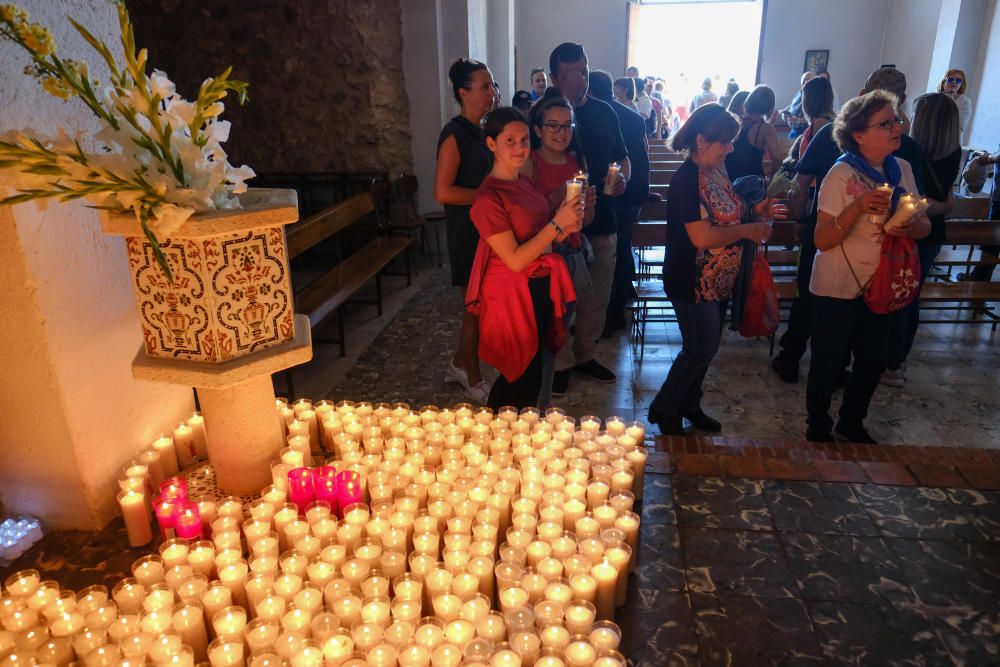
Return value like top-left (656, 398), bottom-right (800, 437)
top-left (152, 434), bottom-right (180, 477)
top-left (174, 422), bottom-right (198, 468)
top-left (173, 602), bottom-right (209, 662)
top-left (207, 638), bottom-right (244, 666)
top-left (187, 411), bottom-right (208, 459)
top-left (118, 489), bottom-right (153, 547)
top-left (590, 559), bottom-right (618, 621)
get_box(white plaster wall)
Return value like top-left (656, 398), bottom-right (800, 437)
top-left (487, 0), bottom-right (516, 101)
top-left (0, 0), bottom-right (194, 529)
top-left (467, 0), bottom-right (488, 63)
top-left (515, 0), bottom-right (629, 90)
top-left (881, 0), bottom-right (943, 102)
top-left (759, 0), bottom-right (890, 109)
top-left (401, 0), bottom-right (448, 212)
top-left (967, 0), bottom-right (999, 149)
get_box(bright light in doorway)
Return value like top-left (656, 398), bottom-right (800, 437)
top-left (629, 0), bottom-right (764, 113)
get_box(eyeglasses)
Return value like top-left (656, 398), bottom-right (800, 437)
top-left (866, 116), bottom-right (905, 131)
top-left (946, 77), bottom-right (963, 84)
top-left (543, 122), bottom-right (575, 133)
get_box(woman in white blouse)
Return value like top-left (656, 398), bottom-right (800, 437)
top-left (806, 90), bottom-right (930, 444)
top-left (938, 68), bottom-right (972, 141)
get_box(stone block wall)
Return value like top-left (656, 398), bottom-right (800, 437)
top-left (128, 0), bottom-right (413, 176)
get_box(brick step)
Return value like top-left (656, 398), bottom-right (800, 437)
top-left (644, 435), bottom-right (1000, 490)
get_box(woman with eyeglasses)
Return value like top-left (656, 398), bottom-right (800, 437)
top-left (466, 107), bottom-right (583, 409)
top-left (938, 69), bottom-right (972, 141)
top-left (436, 58), bottom-right (500, 403)
top-left (521, 95), bottom-right (597, 400)
top-left (806, 91), bottom-right (930, 444)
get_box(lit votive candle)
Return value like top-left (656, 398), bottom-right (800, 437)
top-left (207, 637), bottom-right (244, 667)
top-left (201, 582), bottom-right (233, 632)
top-left (159, 538), bottom-right (191, 569)
top-left (186, 540), bottom-right (216, 578)
top-left (540, 623), bottom-right (571, 651)
top-left (281, 607), bottom-right (313, 638)
top-left (331, 591), bottom-right (363, 630)
top-left (118, 489), bottom-right (153, 547)
top-left (590, 559), bottom-right (617, 621)
top-left (490, 644), bottom-right (523, 667)
top-left (187, 411), bottom-right (208, 459)
top-left (152, 434), bottom-right (180, 477)
top-left (143, 583), bottom-right (177, 613)
top-left (218, 561), bottom-right (250, 608)
top-left (173, 602), bottom-right (209, 662)
top-left (565, 637), bottom-right (597, 667)
top-left (174, 422), bottom-right (198, 468)
top-left (322, 631), bottom-right (354, 665)
top-left (132, 554), bottom-right (166, 587)
top-left (112, 578), bottom-right (145, 615)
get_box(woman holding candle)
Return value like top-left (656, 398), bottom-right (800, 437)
top-left (437, 58), bottom-right (500, 404)
top-left (466, 106), bottom-right (582, 410)
top-left (520, 94), bottom-right (598, 401)
top-left (647, 104), bottom-right (783, 436)
top-left (883, 92), bottom-right (962, 388)
top-left (806, 90), bottom-right (930, 443)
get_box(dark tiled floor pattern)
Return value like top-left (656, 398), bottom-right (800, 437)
top-left (6, 471), bottom-right (998, 665)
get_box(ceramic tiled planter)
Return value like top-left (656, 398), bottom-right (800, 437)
top-left (101, 189), bottom-right (299, 363)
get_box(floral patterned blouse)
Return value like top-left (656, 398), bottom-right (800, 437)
top-left (693, 168), bottom-right (745, 302)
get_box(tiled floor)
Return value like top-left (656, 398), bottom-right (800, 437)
top-left (4, 250), bottom-right (998, 665)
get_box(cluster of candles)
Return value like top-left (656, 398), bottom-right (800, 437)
top-left (0, 518), bottom-right (43, 566)
top-left (1, 399), bottom-right (648, 666)
top-left (116, 413), bottom-right (211, 547)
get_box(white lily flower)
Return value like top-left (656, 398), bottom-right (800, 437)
top-left (148, 202), bottom-right (194, 238)
top-left (205, 120), bottom-right (231, 144)
top-left (149, 69), bottom-right (176, 99)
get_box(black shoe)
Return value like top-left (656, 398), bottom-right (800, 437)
top-left (655, 416), bottom-right (686, 436)
top-left (833, 421), bottom-right (877, 444)
top-left (551, 370), bottom-right (570, 397)
top-left (572, 359), bottom-right (616, 383)
top-left (680, 409), bottom-right (722, 433)
top-left (806, 427), bottom-right (834, 443)
top-left (771, 356), bottom-right (799, 384)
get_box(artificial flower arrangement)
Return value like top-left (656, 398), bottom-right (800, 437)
top-left (0, 1), bottom-right (254, 280)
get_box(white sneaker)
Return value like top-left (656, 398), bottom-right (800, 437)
top-left (466, 380), bottom-right (491, 404)
top-left (445, 360), bottom-right (470, 387)
top-left (881, 368), bottom-right (905, 387)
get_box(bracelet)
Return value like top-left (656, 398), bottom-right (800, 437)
top-left (548, 219), bottom-right (564, 236)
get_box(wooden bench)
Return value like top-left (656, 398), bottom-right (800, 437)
top-left (284, 191), bottom-right (413, 393)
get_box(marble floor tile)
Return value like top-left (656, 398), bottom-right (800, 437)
top-left (640, 475), bottom-right (677, 525)
top-left (921, 605), bottom-right (1000, 666)
top-left (674, 476), bottom-right (773, 531)
top-left (779, 533), bottom-right (914, 605)
top-left (851, 485), bottom-right (982, 541)
top-left (945, 489), bottom-right (1000, 541)
top-left (619, 589), bottom-right (698, 667)
top-left (634, 523), bottom-right (685, 592)
top-left (764, 480), bottom-right (879, 536)
top-left (807, 600), bottom-right (954, 666)
top-left (691, 593), bottom-right (825, 666)
top-left (681, 527), bottom-right (799, 598)
top-left (886, 538), bottom-right (1000, 610)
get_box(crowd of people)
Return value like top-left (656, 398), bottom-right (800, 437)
top-left (434, 41), bottom-right (996, 445)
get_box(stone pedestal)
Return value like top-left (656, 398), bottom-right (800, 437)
top-left (130, 317), bottom-right (312, 494)
top-left (101, 189), bottom-right (313, 495)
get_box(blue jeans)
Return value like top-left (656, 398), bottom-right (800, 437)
top-left (886, 243), bottom-right (941, 370)
top-left (649, 299), bottom-right (725, 419)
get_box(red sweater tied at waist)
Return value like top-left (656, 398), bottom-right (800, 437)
top-left (465, 244), bottom-right (576, 382)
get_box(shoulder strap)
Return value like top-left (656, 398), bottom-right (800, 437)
top-left (840, 242), bottom-right (874, 297)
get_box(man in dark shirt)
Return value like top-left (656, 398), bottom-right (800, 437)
top-left (771, 66), bottom-right (926, 383)
top-left (588, 69), bottom-right (650, 335)
top-left (548, 42), bottom-right (630, 395)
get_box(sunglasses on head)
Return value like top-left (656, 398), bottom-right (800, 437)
top-left (946, 76), bottom-right (963, 84)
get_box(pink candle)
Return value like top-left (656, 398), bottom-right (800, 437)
top-left (160, 477), bottom-right (188, 501)
top-left (287, 467), bottom-right (315, 513)
top-left (175, 502), bottom-right (203, 540)
top-left (154, 496), bottom-right (181, 540)
top-left (312, 466), bottom-right (338, 511)
top-left (336, 471), bottom-right (362, 516)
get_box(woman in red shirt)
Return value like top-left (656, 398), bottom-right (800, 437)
top-left (467, 107), bottom-right (583, 408)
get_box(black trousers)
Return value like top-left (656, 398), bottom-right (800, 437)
top-left (487, 277), bottom-right (553, 410)
top-left (806, 296), bottom-right (890, 434)
top-left (607, 203), bottom-right (641, 329)
top-left (776, 221), bottom-right (816, 366)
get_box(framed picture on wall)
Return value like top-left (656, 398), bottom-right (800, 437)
top-left (804, 49), bottom-right (830, 73)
